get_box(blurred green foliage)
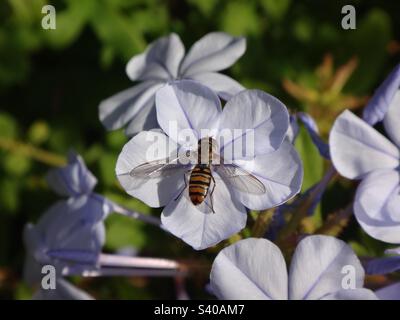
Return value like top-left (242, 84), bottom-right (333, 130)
top-left (0, 0), bottom-right (399, 299)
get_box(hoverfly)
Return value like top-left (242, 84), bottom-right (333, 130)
top-left (123, 137), bottom-right (266, 213)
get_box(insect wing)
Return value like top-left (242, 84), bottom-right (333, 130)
top-left (118, 155), bottom-right (189, 190)
top-left (215, 164), bottom-right (266, 195)
top-left (129, 157), bottom-right (183, 178)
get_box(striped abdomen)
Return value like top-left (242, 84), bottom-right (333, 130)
top-left (189, 165), bottom-right (212, 205)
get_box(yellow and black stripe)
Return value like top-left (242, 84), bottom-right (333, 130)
top-left (189, 165), bottom-right (212, 205)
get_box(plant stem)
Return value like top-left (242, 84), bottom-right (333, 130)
top-left (314, 203), bottom-right (353, 236)
top-left (109, 200), bottom-right (164, 229)
top-left (0, 136), bottom-right (66, 167)
top-left (251, 208), bottom-right (275, 238)
top-left (277, 164), bottom-right (338, 244)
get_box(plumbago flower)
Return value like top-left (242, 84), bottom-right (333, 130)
top-left (288, 112), bottom-right (330, 159)
top-left (23, 152), bottom-right (111, 298)
top-left (330, 65), bottom-right (400, 246)
top-left (24, 152), bottom-right (111, 281)
top-left (116, 80), bottom-right (303, 250)
top-left (363, 64), bottom-right (400, 126)
top-left (24, 152), bottom-right (184, 299)
top-left (99, 32), bottom-right (246, 136)
top-left (367, 247), bottom-right (400, 275)
top-left (210, 235), bottom-right (377, 300)
top-left (375, 282), bottom-right (400, 300)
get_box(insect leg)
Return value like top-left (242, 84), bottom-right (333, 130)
top-left (210, 175), bottom-right (216, 214)
top-left (174, 171), bottom-right (190, 201)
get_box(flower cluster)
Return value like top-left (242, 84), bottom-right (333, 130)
top-left (330, 64), bottom-right (400, 277)
top-left (99, 32), bottom-right (246, 136)
top-left (23, 152), bottom-right (184, 299)
top-left (116, 80), bottom-right (303, 249)
top-left (24, 32), bottom-right (400, 300)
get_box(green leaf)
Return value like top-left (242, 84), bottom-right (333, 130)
top-left (294, 125), bottom-right (324, 192)
top-left (8, 0), bottom-right (46, 25)
top-left (0, 179), bottom-right (19, 212)
top-left (106, 130), bottom-right (127, 151)
top-left (14, 282), bottom-right (33, 300)
top-left (344, 9), bottom-right (392, 93)
top-left (292, 18), bottom-right (313, 43)
top-left (27, 120), bottom-right (49, 145)
top-left (105, 213), bottom-right (148, 250)
top-left (3, 153), bottom-right (31, 176)
top-left (90, 6), bottom-right (146, 62)
top-left (0, 112), bottom-right (18, 138)
top-left (42, 0), bottom-right (96, 49)
top-left (349, 241), bottom-right (371, 257)
top-left (358, 229), bottom-right (387, 256)
top-left (98, 152), bottom-right (117, 186)
top-left (220, 1), bottom-right (261, 36)
top-left (188, 0), bottom-right (218, 16)
top-left (129, 6), bottom-right (169, 34)
top-left (260, 0), bottom-right (291, 21)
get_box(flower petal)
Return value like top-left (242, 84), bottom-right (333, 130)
top-left (385, 246), bottom-right (400, 255)
top-left (383, 90), bottom-right (400, 148)
top-left (286, 114), bottom-right (300, 143)
top-left (116, 131), bottom-right (185, 207)
top-left (297, 112), bottom-right (330, 159)
top-left (321, 289), bottom-right (377, 300)
top-left (155, 80), bottom-right (221, 143)
top-left (126, 33), bottom-right (184, 81)
top-left (329, 110), bottom-right (399, 180)
top-left (210, 238), bottom-right (288, 300)
top-left (99, 81), bottom-right (162, 131)
top-left (219, 90), bottom-right (289, 159)
top-left (227, 140), bottom-right (302, 210)
top-left (366, 256), bottom-right (400, 275)
top-left (180, 32), bottom-right (246, 77)
top-left (161, 178), bottom-right (246, 250)
top-left (354, 169), bottom-right (400, 244)
top-left (38, 197), bottom-right (106, 253)
top-left (375, 282), bottom-right (400, 300)
top-left (188, 72), bottom-right (245, 100)
top-left (124, 95), bottom-right (159, 136)
top-left (46, 152), bottom-right (97, 197)
top-left (289, 235), bottom-right (365, 300)
top-left (363, 64), bottom-right (400, 125)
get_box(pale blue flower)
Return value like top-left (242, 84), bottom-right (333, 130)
top-left (24, 152), bottom-right (184, 299)
top-left (23, 197), bottom-right (107, 285)
top-left (99, 32), bottom-right (246, 136)
top-left (363, 64), bottom-right (400, 126)
top-left (116, 80), bottom-right (303, 250)
top-left (366, 247), bottom-right (400, 275)
top-left (210, 235), bottom-right (377, 300)
top-left (289, 112), bottom-right (330, 159)
top-left (375, 282), bottom-right (400, 300)
top-left (330, 109), bottom-right (400, 244)
top-left (23, 152), bottom-right (112, 285)
top-left (286, 114), bottom-right (299, 143)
